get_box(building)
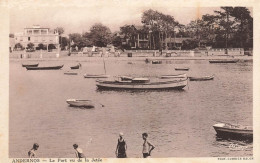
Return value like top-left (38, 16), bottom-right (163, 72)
top-left (164, 37), bottom-right (192, 49)
top-left (14, 25), bottom-right (59, 50)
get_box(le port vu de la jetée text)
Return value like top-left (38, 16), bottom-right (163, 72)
top-left (11, 158), bottom-right (102, 163)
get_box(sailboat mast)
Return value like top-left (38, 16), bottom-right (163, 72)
top-left (103, 57), bottom-right (106, 74)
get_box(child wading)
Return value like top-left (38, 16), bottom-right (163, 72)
top-left (115, 132), bottom-right (127, 158)
top-left (73, 144), bottom-right (86, 158)
top-left (28, 143), bottom-right (39, 158)
top-left (142, 133), bottom-right (155, 158)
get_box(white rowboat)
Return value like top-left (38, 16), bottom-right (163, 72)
top-left (66, 99), bottom-right (95, 108)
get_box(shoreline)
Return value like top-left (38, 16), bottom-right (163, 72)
top-left (9, 55), bottom-right (253, 62)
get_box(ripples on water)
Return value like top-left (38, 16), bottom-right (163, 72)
top-left (9, 58), bottom-right (253, 158)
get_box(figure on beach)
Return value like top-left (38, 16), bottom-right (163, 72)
top-left (142, 133), bottom-right (155, 158)
top-left (115, 132), bottom-right (127, 158)
top-left (73, 144), bottom-right (86, 158)
top-left (28, 143), bottom-right (39, 158)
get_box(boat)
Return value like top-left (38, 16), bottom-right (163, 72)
top-left (84, 74), bottom-right (110, 78)
top-left (66, 99), bottom-right (95, 108)
top-left (175, 67), bottom-right (189, 71)
top-left (70, 63), bottom-right (81, 69)
top-left (96, 77), bottom-right (188, 90)
top-left (189, 75), bottom-right (214, 81)
top-left (64, 71), bottom-right (78, 75)
top-left (160, 73), bottom-right (187, 79)
top-left (213, 123), bottom-right (253, 139)
top-left (209, 59), bottom-right (239, 63)
top-left (26, 65), bottom-right (63, 70)
top-left (22, 63), bottom-right (39, 67)
top-left (152, 60), bottom-right (162, 64)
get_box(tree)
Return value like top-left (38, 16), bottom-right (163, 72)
top-left (141, 9), bottom-right (161, 49)
top-left (230, 7), bottom-right (253, 48)
top-left (182, 39), bottom-right (199, 50)
top-left (9, 33), bottom-right (14, 38)
top-left (48, 44), bottom-right (56, 50)
top-left (120, 25), bottom-right (137, 48)
top-left (37, 43), bottom-right (46, 50)
top-left (27, 43), bottom-right (34, 50)
top-left (111, 35), bottom-right (122, 48)
top-left (14, 43), bottom-right (23, 50)
top-left (88, 23), bottom-right (111, 47)
top-left (60, 37), bottom-right (69, 50)
top-left (214, 7), bottom-right (235, 49)
top-left (55, 27), bottom-right (64, 35)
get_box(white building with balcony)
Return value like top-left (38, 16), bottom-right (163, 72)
top-left (14, 25), bottom-right (59, 50)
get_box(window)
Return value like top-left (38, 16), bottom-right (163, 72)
top-left (28, 37), bottom-right (30, 41)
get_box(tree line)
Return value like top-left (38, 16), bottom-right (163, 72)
top-left (11, 7), bottom-right (252, 51)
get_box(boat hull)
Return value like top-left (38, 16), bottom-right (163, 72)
top-left (26, 65), bottom-right (63, 70)
top-left (22, 63), bottom-right (39, 67)
top-left (209, 59), bottom-right (239, 63)
top-left (84, 74), bottom-right (110, 78)
top-left (64, 72), bottom-right (78, 75)
top-left (160, 73), bottom-right (187, 79)
top-left (213, 123), bottom-right (253, 140)
top-left (70, 65), bottom-right (80, 69)
top-left (66, 99), bottom-right (94, 108)
top-left (152, 60), bottom-right (162, 64)
top-left (189, 76), bottom-right (214, 81)
top-left (175, 68), bottom-right (189, 71)
top-left (96, 78), bottom-right (188, 90)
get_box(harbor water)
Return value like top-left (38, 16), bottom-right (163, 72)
top-left (9, 57), bottom-right (253, 158)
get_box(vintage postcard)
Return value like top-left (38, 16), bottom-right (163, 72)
top-left (0, 0), bottom-right (259, 163)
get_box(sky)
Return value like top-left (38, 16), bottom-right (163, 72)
top-left (9, 0), bottom-right (253, 35)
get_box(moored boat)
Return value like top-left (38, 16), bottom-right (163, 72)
top-left (213, 123), bottom-right (253, 139)
top-left (64, 71), bottom-right (78, 75)
top-left (152, 60), bottom-right (162, 64)
top-left (96, 77), bottom-right (188, 90)
top-left (26, 65), bottom-right (63, 70)
top-left (209, 59), bottom-right (239, 63)
top-left (22, 63), bottom-right (39, 67)
top-left (70, 63), bottom-right (81, 69)
top-left (84, 74), bottom-right (110, 78)
top-left (189, 75), bottom-right (214, 81)
top-left (175, 67), bottom-right (189, 71)
top-left (160, 73), bottom-right (187, 79)
top-left (66, 99), bottom-right (95, 108)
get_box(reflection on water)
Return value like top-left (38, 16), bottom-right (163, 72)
top-left (9, 58), bottom-right (253, 158)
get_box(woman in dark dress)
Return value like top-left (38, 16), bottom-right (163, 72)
top-left (115, 132), bottom-right (127, 158)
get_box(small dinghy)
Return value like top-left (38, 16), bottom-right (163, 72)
top-left (213, 123), bottom-right (253, 140)
top-left (160, 73), bottom-right (187, 79)
top-left (26, 65), bottom-right (63, 70)
top-left (64, 71), bottom-right (78, 75)
top-left (152, 60), bottom-right (162, 64)
top-left (70, 63), bottom-right (81, 69)
top-left (209, 59), bottom-right (239, 63)
top-left (189, 75), bottom-right (214, 81)
top-left (66, 99), bottom-right (95, 108)
top-left (22, 63), bottom-right (39, 67)
top-left (175, 67), bottom-right (189, 71)
top-left (84, 74), bottom-right (110, 78)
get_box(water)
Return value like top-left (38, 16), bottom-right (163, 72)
top-left (9, 58), bottom-right (253, 158)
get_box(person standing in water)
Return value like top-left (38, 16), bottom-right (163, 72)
top-left (142, 133), bottom-right (155, 158)
top-left (28, 143), bottom-right (39, 158)
top-left (73, 144), bottom-right (86, 158)
top-left (115, 132), bottom-right (127, 158)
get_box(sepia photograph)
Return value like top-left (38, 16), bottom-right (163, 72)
top-left (1, 0), bottom-right (259, 162)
